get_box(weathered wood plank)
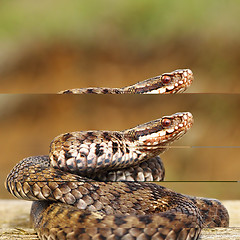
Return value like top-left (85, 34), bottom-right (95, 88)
top-left (0, 200), bottom-right (239, 240)
top-left (0, 200), bottom-right (37, 239)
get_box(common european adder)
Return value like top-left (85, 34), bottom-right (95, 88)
top-left (5, 112), bottom-right (229, 240)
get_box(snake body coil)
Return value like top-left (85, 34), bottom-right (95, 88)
top-left (59, 69), bottom-right (193, 94)
top-left (6, 112), bottom-right (229, 240)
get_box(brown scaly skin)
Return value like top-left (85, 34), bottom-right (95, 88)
top-left (6, 156), bottom-right (229, 240)
top-left (5, 113), bottom-right (229, 240)
top-left (59, 69), bottom-right (193, 94)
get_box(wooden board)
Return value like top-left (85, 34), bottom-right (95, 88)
top-left (0, 200), bottom-right (239, 240)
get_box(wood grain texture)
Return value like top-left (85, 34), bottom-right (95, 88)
top-left (0, 200), bottom-right (239, 240)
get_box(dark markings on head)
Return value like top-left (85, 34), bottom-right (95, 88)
top-left (134, 81), bottom-right (165, 93)
top-left (135, 125), bottom-right (164, 138)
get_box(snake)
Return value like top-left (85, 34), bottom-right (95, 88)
top-left (5, 112), bottom-right (229, 240)
top-left (59, 69), bottom-right (193, 94)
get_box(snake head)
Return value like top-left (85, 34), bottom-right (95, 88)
top-left (127, 112), bottom-right (193, 155)
top-left (126, 69), bottom-right (193, 94)
top-left (163, 69), bottom-right (193, 94)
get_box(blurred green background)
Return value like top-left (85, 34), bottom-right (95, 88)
top-left (0, 0), bottom-right (240, 92)
top-left (0, 1), bottom-right (240, 200)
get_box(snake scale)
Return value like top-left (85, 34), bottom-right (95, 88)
top-left (59, 69), bottom-right (193, 94)
top-left (6, 70), bottom-right (229, 240)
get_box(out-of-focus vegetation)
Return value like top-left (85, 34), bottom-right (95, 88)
top-left (0, 1), bottom-right (240, 199)
top-left (0, 1), bottom-right (240, 46)
top-left (0, 0), bottom-right (240, 92)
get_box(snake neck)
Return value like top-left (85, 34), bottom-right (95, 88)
top-left (60, 87), bottom-right (124, 94)
top-left (122, 112), bottom-right (193, 156)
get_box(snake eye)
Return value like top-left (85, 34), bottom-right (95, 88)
top-left (162, 75), bottom-right (171, 84)
top-left (162, 118), bottom-right (171, 128)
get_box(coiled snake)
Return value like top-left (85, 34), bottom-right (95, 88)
top-left (5, 112), bottom-right (229, 240)
top-left (59, 69), bottom-right (193, 94)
